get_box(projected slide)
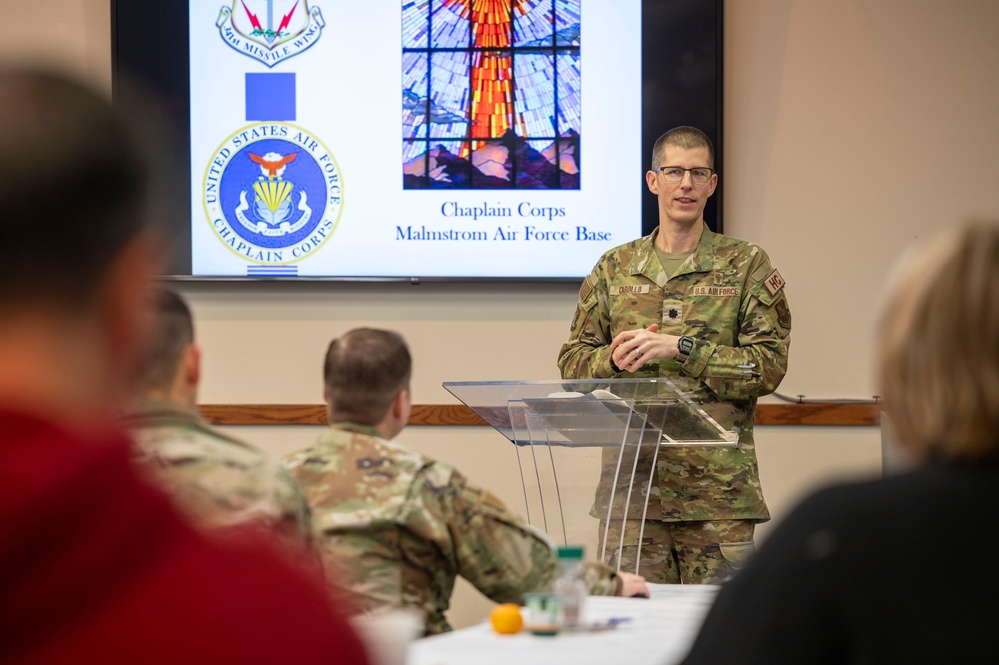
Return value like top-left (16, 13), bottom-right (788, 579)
top-left (190, 1), bottom-right (641, 278)
top-left (401, 1), bottom-right (581, 190)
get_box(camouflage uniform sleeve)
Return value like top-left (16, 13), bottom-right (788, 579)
top-left (448, 471), bottom-right (623, 599)
top-left (580, 561), bottom-right (623, 596)
top-left (680, 248), bottom-right (791, 400)
top-left (447, 471), bottom-right (559, 602)
top-left (272, 466), bottom-right (314, 549)
top-left (558, 268), bottom-right (618, 379)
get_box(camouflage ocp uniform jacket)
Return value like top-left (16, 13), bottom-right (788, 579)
top-left (283, 422), bottom-right (623, 635)
top-left (120, 400), bottom-right (311, 547)
top-left (558, 224), bottom-right (791, 524)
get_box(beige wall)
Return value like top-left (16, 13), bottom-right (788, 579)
top-left (1, 0), bottom-right (110, 90)
top-left (9, 0), bottom-right (999, 629)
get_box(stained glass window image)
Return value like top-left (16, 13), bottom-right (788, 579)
top-left (402, 0), bottom-right (581, 189)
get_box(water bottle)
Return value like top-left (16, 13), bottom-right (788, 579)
top-left (554, 545), bottom-right (587, 631)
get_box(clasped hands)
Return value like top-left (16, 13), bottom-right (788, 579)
top-left (610, 324), bottom-right (681, 373)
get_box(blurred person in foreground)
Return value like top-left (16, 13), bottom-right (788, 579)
top-left (283, 328), bottom-right (649, 636)
top-left (121, 288), bottom-right (311, 551)
top-left (0, 69), bottom-right (367, 664)
top-left (679, 220), bottom-right (999, 664)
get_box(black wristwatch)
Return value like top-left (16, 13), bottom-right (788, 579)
top-left (676, 336), bottom-right (695, 363)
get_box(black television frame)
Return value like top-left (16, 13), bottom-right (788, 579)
top-left (111, 0), bottom-right (723, 281)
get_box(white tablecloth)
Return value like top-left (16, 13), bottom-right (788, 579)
top-left (408, 584), bottom-right (718, 665)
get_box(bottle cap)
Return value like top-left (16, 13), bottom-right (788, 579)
top-left (557, 545), bottom-right (584, 560)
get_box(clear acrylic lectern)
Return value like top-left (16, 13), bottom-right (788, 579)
top-left (443, 378), bottom-right (738, 574)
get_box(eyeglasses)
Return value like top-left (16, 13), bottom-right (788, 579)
top-left (655, 166), bottom-right (714, 185)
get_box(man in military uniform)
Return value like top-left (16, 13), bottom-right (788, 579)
top-left (558, 126), bottom-right (791, 584)
top-left (121, 289), bottom-right (311, 548)
top-left (284, 328), bottom-right (648, 635)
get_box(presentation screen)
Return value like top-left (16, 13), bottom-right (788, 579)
top-left (112, 1), bottom-right (722, 280)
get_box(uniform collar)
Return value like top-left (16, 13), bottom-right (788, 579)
top-left (313, 421), bottom-right (387, 453)
top-left (118, 398), bottom-right (204, 429)
top-left (325, 421), bottom-right (385, 439)
top-left (629, 223), bottom-right (717, 284)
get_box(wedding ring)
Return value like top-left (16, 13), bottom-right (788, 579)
top-left (634, 348), bottom-right (642, 357)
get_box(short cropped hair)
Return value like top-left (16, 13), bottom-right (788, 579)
top-left (650, 126), bottom-right (715, 170)
top-left (134, 290), bottom-right (195, 395)
top-left (878, 220), bottom-right (999, 463)
top-left (324, 328), bottom-right (412, 425)
top-left (0, 70), bottom-right (152, 313)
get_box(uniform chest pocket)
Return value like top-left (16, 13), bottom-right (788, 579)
top-left (608, 287), bottom-right (662, 330)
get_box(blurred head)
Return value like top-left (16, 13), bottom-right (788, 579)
top-left (0, 69), bottom-right (163, 418)
top-left (133, 289), bottom-right (199, 405)
top-left (0, 69), bottom-right (155, 315)
top-left (878, 220), bottom-right (999, 463)
top-left (323, 328), bottom-right (412, 430)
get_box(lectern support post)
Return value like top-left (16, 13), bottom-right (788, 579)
top-left (444, 379), bottom-right (738, 575)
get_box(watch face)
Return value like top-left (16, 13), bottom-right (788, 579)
top-left (679, 337), bottom-right (694, 354)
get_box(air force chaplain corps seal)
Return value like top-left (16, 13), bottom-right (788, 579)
top-left (203, 122), bottom-right (343, 265)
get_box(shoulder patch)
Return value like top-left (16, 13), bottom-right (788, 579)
top-left (775, 298), bottom-right (791, 330)
top-left (762, 269), bottom-right (786, 297)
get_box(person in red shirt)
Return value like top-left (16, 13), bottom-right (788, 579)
top-left (0, 68), bottom-right (368, 665)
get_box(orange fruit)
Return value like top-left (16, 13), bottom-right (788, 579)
top-left (490, 603), bottom-right (524, 635)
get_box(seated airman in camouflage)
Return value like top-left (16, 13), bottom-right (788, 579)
top-left (121, 289), bottom-right (310, 548)
top-left (282, 327), bottom-right (648, 636)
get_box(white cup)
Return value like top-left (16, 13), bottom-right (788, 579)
top-left (349, 608), bottom-right (424, 665)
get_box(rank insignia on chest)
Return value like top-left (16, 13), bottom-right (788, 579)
top-left (663, 305), bottom-right (683, 323)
